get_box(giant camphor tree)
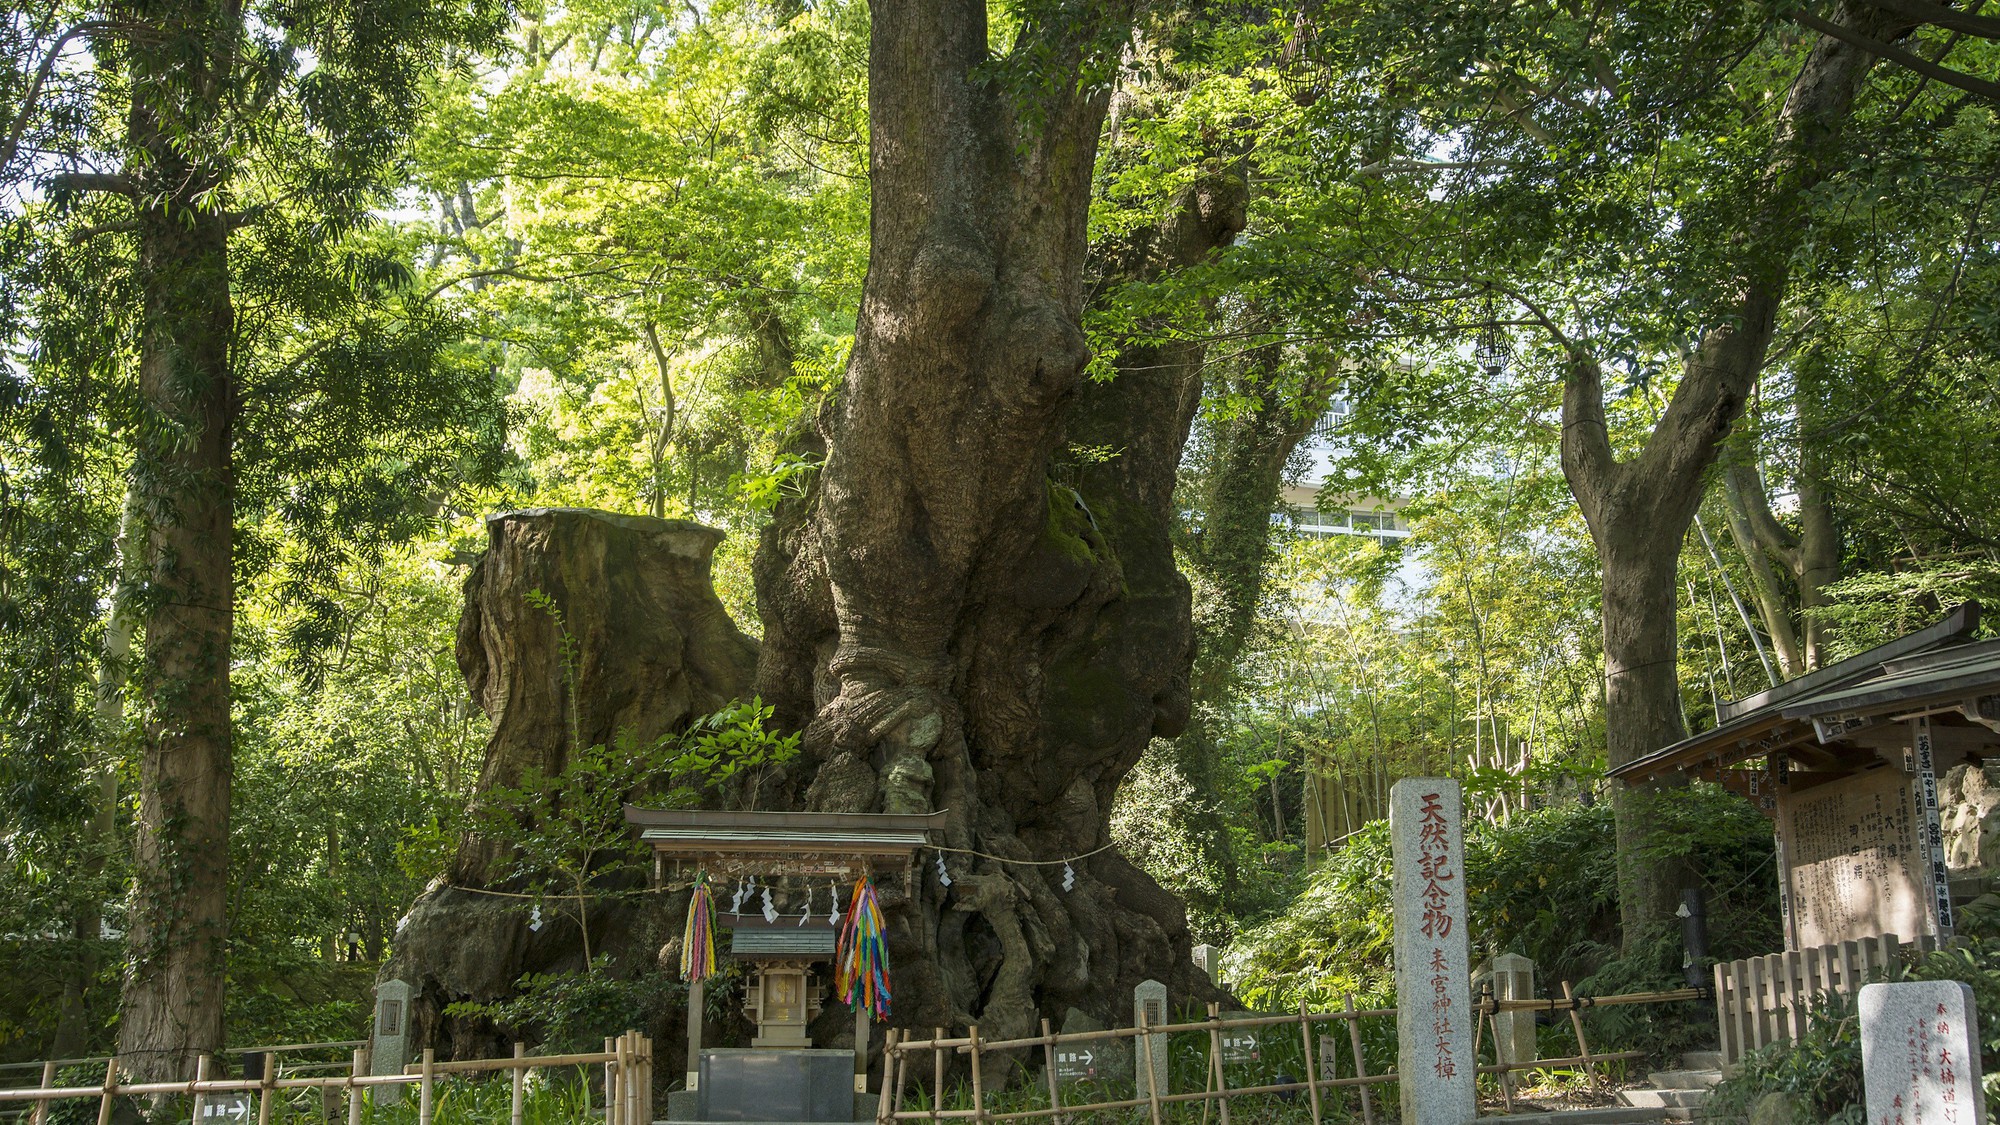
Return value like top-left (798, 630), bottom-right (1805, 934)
top-left (753, 0), bottom-right (1247, 1037)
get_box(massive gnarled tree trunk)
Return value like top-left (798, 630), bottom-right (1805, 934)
top-left (114, 3), bottom-right (238, 1081)
top-left (384, 509), bottom-right (756, 1058)
top-left (1560, 3), bottom-right (1899, 947)
top-left (754, 0), bottom-right (1239, 1040)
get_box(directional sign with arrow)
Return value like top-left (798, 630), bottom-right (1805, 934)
top-left (196, 1092), bottom-right (253, 1122)
top-left (1220, 1030), bottom-right (1260, 1063)
top-left (1053, 1047), bottom-right (1098, 1082)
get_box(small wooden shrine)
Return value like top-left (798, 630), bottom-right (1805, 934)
top-left (623, 806), bottom-right (944, 1123)
top-left (1611, 603), bottom-right (2000, 951)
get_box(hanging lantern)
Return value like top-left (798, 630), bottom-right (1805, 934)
top-left (1475, 294), bottom-right (1512, 377)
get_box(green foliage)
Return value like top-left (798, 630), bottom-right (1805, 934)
top-left (445, 963), bottom-right (683, 1053)
top-left (1230, 784), bottom-right (1777, 1059)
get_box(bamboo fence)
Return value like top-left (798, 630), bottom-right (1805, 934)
top-left (876, 984), bottom-right (1683, 1124)
top-left (0, 1031), bottom-right (652, 1125)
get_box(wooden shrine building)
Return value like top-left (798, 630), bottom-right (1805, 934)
top-left (1610, 602), bottom-right (2000, 951)
top-left (622, 806), bottom-right (944, 1123)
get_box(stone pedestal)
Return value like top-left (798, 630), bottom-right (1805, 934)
top-left (1390, 778), bottom-right (1474, 1125)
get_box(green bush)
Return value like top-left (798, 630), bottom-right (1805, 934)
top-left (1229, 784), bottom-right (1779, 1061)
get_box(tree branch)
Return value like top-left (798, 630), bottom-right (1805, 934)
top-left (43, 171), bottom-right (138, 197)
top-left (1864, 0), bottom-right (2000, 39)
top-left (1559, 350), bottom-right (1618, 531)
top-left (1793, 10), bottom-right (2000, 101)
top-left (68, 219), bottom-right (138, 243)
top-left (0, 22), bottom-right (121, 178)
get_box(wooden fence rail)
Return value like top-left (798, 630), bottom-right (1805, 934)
top-left (0, 1031), bottom-right (651, 1125)
top-left (1713, 932), bottom-right (1939, 1065)
top-left (878, 986), bottom-right (1672, 1125)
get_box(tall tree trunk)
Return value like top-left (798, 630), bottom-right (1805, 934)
top-left (753, 0), bottom-right (1244, 1040)
top-left (113, 1), bottom-right (239, 1082)
top-left (117, 142), bottom-right (237, 1084)
top-left (1560, 4), bottom-right (1895, 947)
top-left (1795, 445), bottom-right (1841, 667)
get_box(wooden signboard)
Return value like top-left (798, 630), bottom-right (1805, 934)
top-left (1777, 764), bottom-right (1932, 949)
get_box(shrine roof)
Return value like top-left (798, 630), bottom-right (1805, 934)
top-left (1611, 602), bottom-right (1996, 784)
top-left (621, 806), bottom-right (946, 860)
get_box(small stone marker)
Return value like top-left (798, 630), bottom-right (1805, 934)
top-left (1192, 943), bottom-right (1221, 984)
top-left (1133, 979), bottom-right (1169, 1100)
top-left (1860, 979), bottom-right (1985, 1125)
top-left (371, 978), bottom-right (413, 1105)
top-left (1490, 953), bottom-right (1537, 1070)
top-left (1391, 778), bottom-right (1475, 1125)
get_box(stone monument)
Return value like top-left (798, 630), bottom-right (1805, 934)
top-left (1860, 979), bottom-right (1985, 1125)
top-left (370, 979), bottom-right (412, 1105)
top-left (1133, 979), bottom-right (1169, 1101)
top-left (1390, 778), bottom-right (1475, 1125)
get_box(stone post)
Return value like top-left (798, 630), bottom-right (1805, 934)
top-left (1191, 943), bottom-right (1221, 985)
top-left (1390, 778), bottom-right (1474, 1125)
top-left (1861, 980), bottom-right (1986, 1125)
top-left (370, 979), bottom-right (412, 1105)
top-left (1490, 953), bottom-right (1537, 1070)
top-left (1133, 979), bottom-right (1168, 1101)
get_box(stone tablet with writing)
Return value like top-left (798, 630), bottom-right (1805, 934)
top-left (1861, 980), bottom-right (1985, 1125)
top-left (1391, 778), bottom-right (1475, 1125)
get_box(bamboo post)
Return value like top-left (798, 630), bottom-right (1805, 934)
top-left (1203, 1003), bottom-right (1231, 1125)
top-left (619, 1032), bottom-right (635, 1125)
top-left (1487, 1005), bottom-right (1514, 1113)
top-left (348, 1049), bottom-right (367, 1125)
top-left (877, 1030), bottom-right (901, 1125)
top-left (94, 1056), bottom-right (116, 1125)
top-left (604, 1036), bottom-right (618, 1125)
top-left (1344, 994), bottom-right (1374, 1125)
top-left (258, 1050), bottom-right (277, 1125)
top-left (1296, 1001), bottom-right (1323, 1125)
top-left (511, 1042), bottom-right (525, 1125)
top-left (931, 1028), bottom-right (944, 1124)
top-left (1038, 1019), bottom-right (1062, 1125)
top-left (418, 1047), bottom-right (435, 1125)
top-left (1137, 1009), bottom-right (1164, 1125)
top-left (191, 1055), bottom-right (210, 1125)
top-left (1561, 982), bottom-right (1600, 1096)
top-left (31, 1060), bottom-right (55, 1125)
top-left (967, 1025), bottom-right (985, 1125)
top-left (892, 1031), bottom-right (912, 1120)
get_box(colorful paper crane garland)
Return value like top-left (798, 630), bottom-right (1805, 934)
top-left (835, 876), bottom-right (891, 1021)
top-left (681, 875), bottom-right (716, 984)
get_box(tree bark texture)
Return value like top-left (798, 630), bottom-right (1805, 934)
top-left (115, 2), bottom-right (238, 1082)
top-left (385, 508), bottom-right (756, 1057)
top-left (753, 0), bottom-right (1244, 1047)
top-left (1560, 5), bottom-right (1896, 946)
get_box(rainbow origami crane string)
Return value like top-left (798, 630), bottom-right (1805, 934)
top-left (681, 875), bottom-right (716, 983)
top-left (835, 876), bottom-right (890, 1020)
